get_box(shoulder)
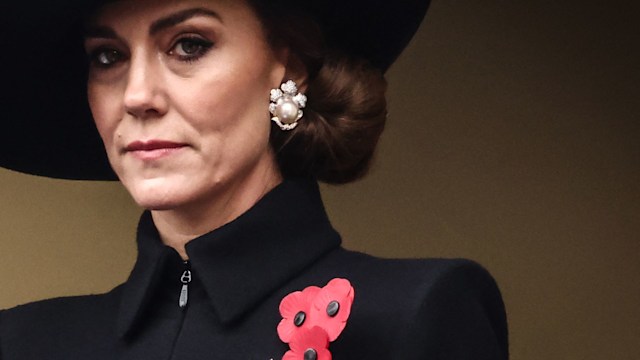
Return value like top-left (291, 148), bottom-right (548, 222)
top-left (309, 249), bottom-right (509, 359)
top-left (0, 286), bottom-right (123, 358)
top-left (322, 249), bottom-right (504, 310)
top-left (1, 285), bottom-right (122, 324)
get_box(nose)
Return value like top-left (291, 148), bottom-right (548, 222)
top-left (123, 52), bottom-right (168, 119)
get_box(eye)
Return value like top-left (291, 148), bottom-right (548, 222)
top-left (169, 36), bottom-right (213, 62)
top-left (87, 48), bottom-right (124, 68)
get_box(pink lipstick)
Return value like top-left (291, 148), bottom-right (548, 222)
top-left (125, 140), bottom-right (187, 160)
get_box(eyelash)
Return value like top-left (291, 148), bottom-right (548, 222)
top-left (87, 47), bottom-right (124, 68)
top-left (86, 36), bottom-right (214, 68)
top-left (169, 36), bottom-right (214, 63)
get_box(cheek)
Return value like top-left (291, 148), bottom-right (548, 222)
top-left (87, 84), bottom-right (120, 146)
top-left (176, 78), bottom-right (270, 136)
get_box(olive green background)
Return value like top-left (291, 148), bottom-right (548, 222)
top-left (1, 1), bottom-right (638, 359)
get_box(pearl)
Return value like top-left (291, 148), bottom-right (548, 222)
top-left (275, 97), bottom-right (300, 124)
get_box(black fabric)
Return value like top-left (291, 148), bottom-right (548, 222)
top-left (0, 179), bottom-right (508, 359)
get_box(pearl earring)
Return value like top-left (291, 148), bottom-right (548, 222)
top-left (269, 80), bottom-right (307, 131)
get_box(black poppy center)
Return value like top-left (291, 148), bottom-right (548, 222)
top-left (326, 300), bottom-right (340, 317)
top-left (294, 311), bottom-right (306, 326)
top-left (304, 348), bottom-right (318, 360)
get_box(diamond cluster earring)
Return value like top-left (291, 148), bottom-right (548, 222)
top-left (269, 80), bottom-right (307, 131)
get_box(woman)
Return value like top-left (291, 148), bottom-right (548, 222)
top-left (0, 0), bottom-right (508, 359)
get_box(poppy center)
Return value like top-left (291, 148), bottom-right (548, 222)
top-left (304, 348), bottom-right (317, 360)
top-left (326, 300), bottom-right (340, 317)
top-left (294, 311), bottom-right (306, 326)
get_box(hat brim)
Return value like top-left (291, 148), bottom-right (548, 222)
top-left (0, 0), bottom-right (430, 180)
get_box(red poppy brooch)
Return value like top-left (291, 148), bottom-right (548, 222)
top-left (277, 278), bottom-right (355, 360)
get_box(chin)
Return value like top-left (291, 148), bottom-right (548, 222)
top-left (131, 192), bottom-right (186, 211)
top-left (124, 176), bottom-right (195, 211)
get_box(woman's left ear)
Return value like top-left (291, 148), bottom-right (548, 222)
top-left (268, 48), bottom-right (310, 131)
top-left (279, 49), bottom-right (309, 93)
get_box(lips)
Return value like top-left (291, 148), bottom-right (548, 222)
top-left (124, 140), bottom-right (187, 160)
top-left (125, 140), bottom-right (186, 152)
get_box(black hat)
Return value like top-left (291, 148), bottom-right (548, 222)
top-left (0, 0), bottom-right (430, 180)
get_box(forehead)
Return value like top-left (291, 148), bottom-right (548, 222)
top-left (88, 0), bottom-right (257, 30)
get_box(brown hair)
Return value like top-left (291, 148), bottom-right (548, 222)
top-left (250, 2), bottom-right (388, 184)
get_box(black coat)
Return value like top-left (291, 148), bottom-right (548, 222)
top-left (0, 179), bottom-right (508, 359)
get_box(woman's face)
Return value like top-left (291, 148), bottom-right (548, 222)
top-left (85, 0), bottom-right (287, 211)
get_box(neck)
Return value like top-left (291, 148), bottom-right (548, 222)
top-left (150, 162), bottom-right (283, 260)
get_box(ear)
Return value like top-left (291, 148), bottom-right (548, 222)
top-left (279, 48), bottom-right (309, 92)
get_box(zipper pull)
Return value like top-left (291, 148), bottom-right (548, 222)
top-left (179, 261), bottom-right (192, 308)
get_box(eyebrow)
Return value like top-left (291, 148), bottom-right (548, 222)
top-left (84, 7), bottom-right (221, 39)
top-left (149, 7), bottom-right (222, 35)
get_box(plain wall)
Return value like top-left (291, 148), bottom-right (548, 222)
top-left (1, 1), bottom-right (638, 359)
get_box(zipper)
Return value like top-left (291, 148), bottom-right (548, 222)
top-left (178, 260), bottom-right (192, 308)
top-left (168, 261), bottom-right (192, 359)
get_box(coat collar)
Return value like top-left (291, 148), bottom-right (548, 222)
top-left (116, 179), bottom-right (342, 338)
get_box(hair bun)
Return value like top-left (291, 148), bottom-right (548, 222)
top-left (271, 55), bottom-right (387, 184)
